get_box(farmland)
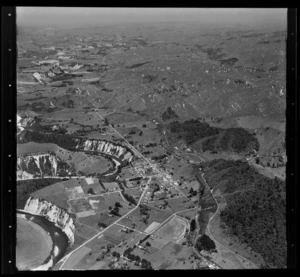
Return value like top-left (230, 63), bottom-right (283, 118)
top-left (15, 8), bottom-right (287, 271)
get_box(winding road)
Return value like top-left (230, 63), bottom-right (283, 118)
top-left (196, 172), bottom-right (259, 269)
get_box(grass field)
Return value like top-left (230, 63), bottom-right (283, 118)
top-left (148, 197), bottom-right (195, 213)
top-left (167, 197), bottom-right (195, 213)
top-left (74, 223), bottom-right (97, 240)
top-left (56, 146), bottom-right (113, 175)
top-left (69, 198), bottom-right (93, 213)
top-left (147, 241), bottom-right (197, 270)
top-left (144, 221), bottom-right (161, 234)
top-left (119, 205), bottom-right (173, 232)
top-left (32, 181), bottom-right (70, 210)
top-left (76, 210), bottom-right (96, 218)
top-left (86, 195), bottom-right (106, 210)
top-left (105, 112), bottom-right (144, 124)
top-left (81, 178), bottom-right (106, 194)
top-left (155, 215), bottom-right (187, 242)
top-left (66, 186), bottom-right (85, 200)
top-left (17, 142), bottom-right (58, 155)
top-left (78, 195), bottom-right (132, 229)
top-left (177, 208), bottom-right (197, 221)
top-left (76, 154), bottom-right (112, 174)
top-left (63, 246), bottom-right (92, 269)
top-left (207, 209), bottom-right (264, 268)
top-left (143, 235), bottom-right (169, 250)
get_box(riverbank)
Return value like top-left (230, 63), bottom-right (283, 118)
top-left (17, 211), bottom-right (70, 270)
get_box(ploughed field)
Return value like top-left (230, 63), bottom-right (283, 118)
top-left (16, 215), bottom-right (52, 270)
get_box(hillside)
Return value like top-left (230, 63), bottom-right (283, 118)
top-left (166, 119), bottom-right (259, 154)
top-left (200, 159), bottom-right (286, 268)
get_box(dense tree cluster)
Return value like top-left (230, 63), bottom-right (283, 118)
top-left (17, 178), bottom-right (63, 208)
top-left (189, 188), bottom-right (197, 197)
top-left (201, 136), bottom-right (218, 152)
top-left (21, 130), bottom-right (78, 150)
top-left (190, 219), bottom-right (196, 232)
top-left (168, 119), bottom-right (259, 154)
top-left (125, 61), bottom-right (152, 69)
top-left (98, 222), bottom-right (107, 228)
top-left (152, 154), bottom-right (167, 162)
top-left (110, 203), bottom-right (121, 216)
top-left (87, 188), bottom-right (95, 195)
top-left (161, 107), bottom-right (179, 121)
top-left (195, 234), bottom-right (216, 252)
top-left (219, 128), bottom-right (259, 153)
top-left (123, 248), bottom-right (153, 269)
top-left (112, 251), bottom-right (120, 258)
top-left (122, 192), bottom-right (137, 205)
top-left (139, 205), bottom-right (149, 215)
top-left (169, 119), bottom-right (220, 145)
top-left (202, 159), bottom-right (286, 268)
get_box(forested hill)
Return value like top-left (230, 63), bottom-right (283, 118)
top-left (167, 119), bottom-right (259, 154)
top-left (201, 159), bottom-right (286, 268)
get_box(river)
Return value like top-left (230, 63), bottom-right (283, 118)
top-left (17, 211), bottom-right (69, 270)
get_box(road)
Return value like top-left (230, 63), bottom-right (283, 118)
top-left (59, 183), bottom-right (149, 270)
top-left (197, 172), bottom-right (259, 269)
top-left (58, 99), bottom-right (209, 270)
top-left (59, 100), bottom-right (190, 269)
top-left (91, 102), bottom-right (187, 199)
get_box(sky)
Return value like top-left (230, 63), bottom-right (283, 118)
top-left (16, 7), bottom-right (287, 29)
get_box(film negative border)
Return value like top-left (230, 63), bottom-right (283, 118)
top-left (1, 6), bottom-right (17, 274)
top-left (286, 8), bottom-right (297, 269)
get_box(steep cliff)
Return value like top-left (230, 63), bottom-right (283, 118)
top-left (19, 130), bottom-right (134, 164)
top-left (24, 196), bottom-right (75, 245)
top-left (17, 153), bottom-right (76, 180)
top-left (75, 138), bottom-right (133, 163)
top-left (17, 113), bottom-right (35, 135)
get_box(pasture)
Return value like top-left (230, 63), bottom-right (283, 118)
top-left (119, 205), bottom-right (173, 232)
top-left (17, 142), bottom-right (58, 155)
top-left (148, 196), bottom-right (195, 213)
top-left (31, 180), bottom-right (70, 210)
top-left (69, 198), bottom-right (93, 213)
top-left (154, 215), bottom-right (187, 242)
top-left (62, 246), bottom-right (92, 270)
top-left (147, 241), bottom-right (197, 270)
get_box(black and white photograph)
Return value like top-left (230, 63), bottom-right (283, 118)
top-left (12, 7), bottom-right (290, 270)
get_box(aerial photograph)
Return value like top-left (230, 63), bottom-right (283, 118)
top-left (16, 7), bottom-right (287, 270)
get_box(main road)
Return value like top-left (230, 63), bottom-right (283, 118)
top-left (59, 182), bottom-right (149, 270)
top-left (59, 99), bottom-right (190, 270)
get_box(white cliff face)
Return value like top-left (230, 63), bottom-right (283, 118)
top-left (77, 139), bottom-right (133, 163)
top-left (17, 114), bottom-right (35, 135)
top-left (24, 196), bottom-right (75, 245)
top-left (17, 153), bottom-right (60, 180)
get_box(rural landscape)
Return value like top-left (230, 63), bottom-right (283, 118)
top-left (16, 8), bottom-right (287, 270)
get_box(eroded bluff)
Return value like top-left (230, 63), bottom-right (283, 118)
top-left (75, 138), bottom-right (133, 163)
top-left (24, 196), bottom-right (75, 245)
top-left (17, 153), bottom-right (75, 180)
